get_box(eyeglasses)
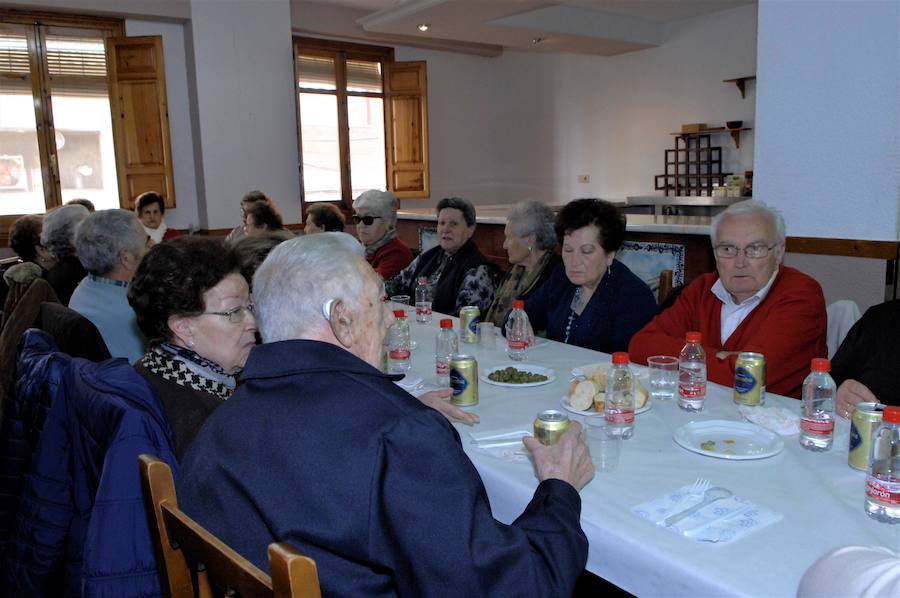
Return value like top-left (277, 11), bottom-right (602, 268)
top-left (352, 215), bottom-right (382, 226)
top-left (202, 303), bottom-right (255, 324)
top-left (714, 244), bottom-right (777, 259)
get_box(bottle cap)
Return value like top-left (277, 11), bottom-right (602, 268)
top-left (686, 331), bottom-right (702, 343)
top-left (611, 352), bottom-right (629, 365)
top-left (512, 299), bottom-right (524, 309)
top-left (440, 319), bottom-right (453, 329)
top-left (810, 358), bottom-right (830, 372)
top-left (884, 406), bottom-right (900, 424)
top-left (393, 309), bottom-right (405, 318)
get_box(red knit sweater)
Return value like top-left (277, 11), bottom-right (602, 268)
top-left (368, 237), bottom-right (413, 280)
top-left (628, 266), bottom-right (827, 398)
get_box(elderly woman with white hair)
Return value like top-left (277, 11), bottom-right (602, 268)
top-left (69, 209), bottom-right (151, 363)
top-left (42, 203), bottom-right (89, 305)
top-left (484, 200), bottom-right (560, 327)
top-left (352, 189), bottom-right (413, 280)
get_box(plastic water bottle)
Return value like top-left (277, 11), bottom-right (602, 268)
top-left (435, 318), bottom-right (458, 387)
top-left (865, 405), bottom-right (900, 523)
top-left (415, 277), bottom-right (433, 324)
top-left (387, 309), bottom-right (411, 374)
top-left (605, 352), bottom-right (635, 439)
top-left (800, 358), bottom-right (836, 451)
top-left (678, 331), bottom-right (706, 412)
top-left (505, 299), bottom-right (530, 361)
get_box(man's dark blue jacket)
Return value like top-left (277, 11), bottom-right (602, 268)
top-left (179, 339), bottom-right (587, 597)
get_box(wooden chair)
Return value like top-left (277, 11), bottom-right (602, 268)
top-left (657, 268), bottom-right (674, 306)
top-left (139, 454), bottom-right (321, 598)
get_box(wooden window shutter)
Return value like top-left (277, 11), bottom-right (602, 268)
top-left (385, 61), bottom-right (429, 199)
top-left (105, 35), bottom-right (175, 209)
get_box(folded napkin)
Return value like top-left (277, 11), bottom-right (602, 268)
top-left (468, 428), bottom-right (531, 461)
top-left (631, 483), bottom-right (782, 544)
top-left (394, 376), bottom-right (424, 393)
top-left (738, 405), bottom-right (800, 436)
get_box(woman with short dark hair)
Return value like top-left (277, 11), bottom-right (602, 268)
top-left (244, 202), bottom-right (293, 240)
top-left (304, 203), bottom-right (345, 233)
top-left (520, 198), bottom-right (657, 353)
top-left (135, 191), bottom-right (180, 244)
top-left (128, 236), bottom-right (257, 459)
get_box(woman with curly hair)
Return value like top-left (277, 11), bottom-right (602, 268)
top-left (519, 198), bottom-right (657, 353)
top-left (128, 236), bottom-right (257, 459)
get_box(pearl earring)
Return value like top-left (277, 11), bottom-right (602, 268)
top-left (188, 340), bottom-right (195, 349)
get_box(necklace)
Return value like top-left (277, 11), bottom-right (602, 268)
top-left (563, 287), bottom-right (583, 344)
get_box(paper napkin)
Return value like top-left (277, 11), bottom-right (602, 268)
top-left (468, 428), bottom-right (531, 461)
top-left (738, 404), bottom-right (801, 436)
top-left (631, 483), bottom-right (782, 544)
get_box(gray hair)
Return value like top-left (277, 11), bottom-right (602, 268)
top-left (436, 197), bottom-right (476, 226)
top-left (507, 200), bottom-right (556, 251)
top-left (75, 209), bottom-right (146, 276)
top-left (353, 189), bottom-right (398, 227)
top-left (711, 199), bottom-right (786, 245)
top-left (253, 232), bottom-right (370, 343)
top-left (41, 204), bottom-right (89, 259)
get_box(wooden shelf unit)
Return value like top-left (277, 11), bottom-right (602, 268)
top-left (723, 75), bottom-right (756, 98)
top-left (655, 134), bottom-right (731, 197)
top-left (670, 127), bottom-right (753, 149)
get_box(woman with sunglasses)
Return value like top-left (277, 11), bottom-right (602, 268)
top-left (352, 189), bottom-right (413, 280)
top-left (128, 236), bottom-right (258, 460)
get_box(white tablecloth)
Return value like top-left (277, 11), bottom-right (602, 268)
top-left (403, 313), bottom-right (900, 597)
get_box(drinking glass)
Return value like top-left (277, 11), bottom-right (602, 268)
top-left (648, 355), bottom-right (679, 400)
top-left (583, 415), bottom-right (622, 472)
top-left (390, 295), bottom-right (411, 314)
top-left (477, 322), bottom-right (496, 350)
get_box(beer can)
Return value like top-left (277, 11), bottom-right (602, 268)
top-left (449, 355), bottom-right (478, 406)
top-left (733, 352), bottom-right (766, 406)
top-left (459, 306), bottom-right (481, 344)
top-left (849, 402), bottom-right (884, 471)
top-left (533, 410), bottom-right (570, 446)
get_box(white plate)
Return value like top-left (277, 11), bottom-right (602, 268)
top-left (571, 362), bottom-right (609, 378)
top-left (480, 365), bottom-right (557, 388)
top-left (673, 420), bottom-right (785, 460)
top-left (558, 395), bottom-right (652, 417)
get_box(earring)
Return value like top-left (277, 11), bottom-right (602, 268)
top-left (527, 246), bottom-right (533, 253)
top-left (188, 340), bottom-right (195, 349)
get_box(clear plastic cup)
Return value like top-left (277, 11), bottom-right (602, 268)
top-left (477, 322), bottom-right (496, 349)
top-left (648, 355), bottom-right (679, 400)
top-left (583, 415), bottom-right (622, 472)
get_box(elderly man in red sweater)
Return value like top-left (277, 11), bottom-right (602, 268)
top-left (629, 199), bottom-right (827, 398)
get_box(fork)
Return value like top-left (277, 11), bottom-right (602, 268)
top-left (659, 478), bottom-right (710, 523)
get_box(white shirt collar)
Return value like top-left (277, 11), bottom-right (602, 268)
top-left (711, 267), bottom-right (779, 308)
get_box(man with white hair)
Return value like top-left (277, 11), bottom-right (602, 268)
top-left (629, 199), bottom-right (827, 397)
top-left (177, 232), bottom-right (594, 597)
top-left (352, 188), bottom-right (413, 279)
top-left (69, 209), bottom-right (150, 363)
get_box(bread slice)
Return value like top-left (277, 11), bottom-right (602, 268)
top-left (568, 379), bottom-right (598, 411)
top-left (634, 379), bottom-right (649, 410)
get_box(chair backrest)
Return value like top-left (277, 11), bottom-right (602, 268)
top-left (37, 302), bottom-right (111, 362)
top-left (139, 455), bottom-right (321, 598)
top-left (826, 299), bottom-right (862, 359)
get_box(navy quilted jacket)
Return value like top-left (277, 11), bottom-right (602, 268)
top-left (1, 329), bottom-right (177, 597)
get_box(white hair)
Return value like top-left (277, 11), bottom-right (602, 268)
top-left (710, 199), bottom-right (786, 245)
top-left (253, 232), bottom-right (371, 343)
top-left (352, 189), bottom-right (398, 227)
top-left (41, 204), bottom-right (89, 259)
top-left (75, 209), bottom-right (145, 276)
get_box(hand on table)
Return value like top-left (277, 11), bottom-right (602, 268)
top-left (419, 389), bottom-right (480, 426)
top-left (523, 422), bottom-right (594, 491)
top-left (836, 379), bottom-right (878, 419)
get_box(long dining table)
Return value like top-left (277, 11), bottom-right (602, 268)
top-left (401, 310), bottom-right (900, 597)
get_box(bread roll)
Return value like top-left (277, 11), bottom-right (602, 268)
top-left (568, 379), bottom-right (598, 411)
top-left (634, 379), bottom-right (649, 409)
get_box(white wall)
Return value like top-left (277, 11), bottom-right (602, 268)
top-left (755, 0), bottom-right (900, 241)
top-left (391, 3), bottom-right (758, 208)
top-left (189, 0), bottom-right (301, 228)
top-left (125, 19), bottom-right (199, 230)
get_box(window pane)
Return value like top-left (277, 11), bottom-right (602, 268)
top-left (299, 92), bottom-right (341, 202)
top-left (297, 55), bottom-right (336, 91)
top-left (46, 32), bottom-right (119, 210)
top-left (348, 96), bottom-right (385, 196)
top-left (0, 27), bottom-right (45, 215)
top-left (346, 60), bottom-right (382, 93)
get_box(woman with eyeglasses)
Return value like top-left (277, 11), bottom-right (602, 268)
top-left (352, 189), bottom-right (413, 280)
top-left (128, 236), bottom-right (258, 460)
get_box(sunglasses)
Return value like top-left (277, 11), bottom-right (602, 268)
top-left (352, 215), bottom-right (382, 226)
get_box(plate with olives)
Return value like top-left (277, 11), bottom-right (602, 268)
top-left (480, 365), bottom-right (557, 388)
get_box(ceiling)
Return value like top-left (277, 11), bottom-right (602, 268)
top-left (296, 0), bottom-right (756, 56)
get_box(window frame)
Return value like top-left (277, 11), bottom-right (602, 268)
top-left (293, 36), bottom-right (394, 218)
top-left (0, 9), bottom-right (123, 245)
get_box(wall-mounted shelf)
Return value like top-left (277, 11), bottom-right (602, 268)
top-left (671, 127), bottom-right (752, 149)
top-left (723, 76), bottom-right (756, 99)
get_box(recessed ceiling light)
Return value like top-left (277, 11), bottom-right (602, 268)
top-left (418, 23), bottom-right (430, 32)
